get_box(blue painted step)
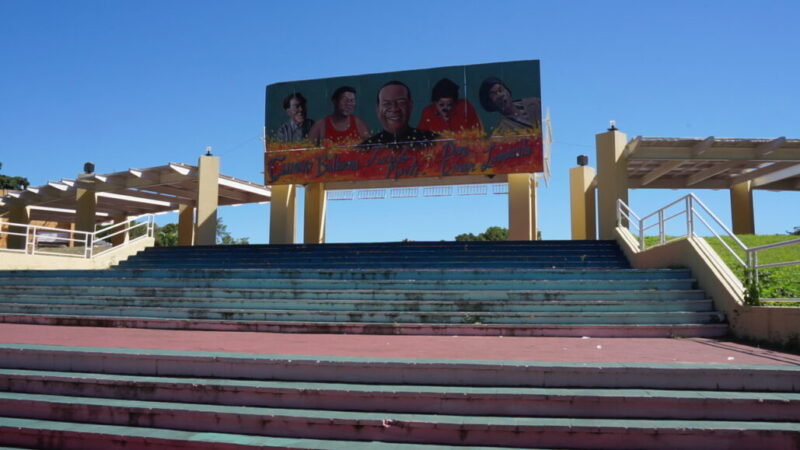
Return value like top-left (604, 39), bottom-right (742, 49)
top-left (117, 240), bottom-right (631, 270)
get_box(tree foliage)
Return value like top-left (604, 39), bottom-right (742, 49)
top-left (0, 175), bottom-right (29, 190)
top-left (455, 226), bottom-right (509, 241)
top-left (154, 223), bottom-right (179, 247)
top-left (789, 227), bottom-right (800, 236)
top-left (149, 218), bottom-right (249, 247)
top-left (216, 218), bottom-right (249, 245)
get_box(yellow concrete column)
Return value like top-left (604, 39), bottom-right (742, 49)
top-left (730, 181), bottom-right (755, 235)
top-left (269, 184), bottom-right (297, 244)
top-left (178, 204), bottom-right (195, 246)
top-left (570, 165), bottom-right (597, 240)
top-left (110, 216), bottom-right (129, 246)
top-left (595, 129), bottom-right (629, 239)
top-left (508, 173), bottom-right (533, 241)
top-left (75, 175), bottom-right (97, 234)
top-left (304, 183), bottom-right (326, 244)
top-left (195, 155), bottom-right (220, 246)
top-left (6, 203), bottom-right (30, 250)
top-left (531, 178), bottom-right (539, 240)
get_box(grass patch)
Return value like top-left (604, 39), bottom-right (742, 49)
top-left (644, 234), bottom-right (800, 299)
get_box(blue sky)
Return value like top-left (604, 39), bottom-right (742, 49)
top-left (1, 1), bottom-right (798, 243)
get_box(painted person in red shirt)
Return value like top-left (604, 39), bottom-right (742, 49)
top-left (418, 78), bottom-right (483, 135)
top-left (309, 86), bottom-right (370, 147)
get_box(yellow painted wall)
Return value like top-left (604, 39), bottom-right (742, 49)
top-left (615, 227), bottom-right (800, 349)
top-left (0, 237), bottom-right (154, 270)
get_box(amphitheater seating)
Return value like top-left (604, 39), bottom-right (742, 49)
top-left (1, 240), bottom-right (797, 448)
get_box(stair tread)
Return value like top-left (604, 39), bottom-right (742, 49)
top-left (0, 416), bottom-right (485, 449)
top-left (3, 369), bottom-right (797, 401)
top-left (2, 392), bottom-right (800, 431)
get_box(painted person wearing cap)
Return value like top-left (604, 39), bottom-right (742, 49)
top-left (478, 77), bottom-right (541, 135)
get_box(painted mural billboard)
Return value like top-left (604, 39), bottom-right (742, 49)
top-left (264, 60), bottom-right (541, 185)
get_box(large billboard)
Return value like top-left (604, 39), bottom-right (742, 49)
top-left (264, 60), bottom-right (541, 185)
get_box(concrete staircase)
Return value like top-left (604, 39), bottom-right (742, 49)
top-left (3, 240), bottom-right (787, 448)
top-left (0, 241), bottom-right (725, 337)
top-left (0, 344), bottom-right (798, 449)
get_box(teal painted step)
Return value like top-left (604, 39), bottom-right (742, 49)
top-left (0, 305), bottom-right (725, 324)
top-left (0, 267), bottom-right (692, 281)
top-left (117, 240), bottom-right (632, 270)
top-left (0, 417), bottom-right (491, 450)
top-left (0, 277), bottom-right (696, 291)
top-left (2, 368), bottom-right (796, 421)
top-left (0, 315), bottom-right (729, 337)
top-left (126, 249), bottom-right (627, 258)
top-left (0, 295), bottom-right (714, 313)
top-left (118, 259), bottom-right (631, 268)
top-left (1, 392), bottom-right (798, 448)
top-left (3, 344), bottom-right (796, 391)
top-left (0, 285), bottom-right (707, 301)
top-left (134, 241), bottom-right (624, 254)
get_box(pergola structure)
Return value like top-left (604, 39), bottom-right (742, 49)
top-left (569, 129), bottom-right (799, 240)
top-left (0, 156), bottom-right (271, 247)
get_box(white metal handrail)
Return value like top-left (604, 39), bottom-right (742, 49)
top-left (616, 194), bottom-right (799, 292)
top-left (0, 215), bottom-right (155, 259)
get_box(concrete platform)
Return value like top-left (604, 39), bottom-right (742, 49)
top-left (0, 323), bottom-right (796, 366)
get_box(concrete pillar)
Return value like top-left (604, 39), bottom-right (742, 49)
top-left (6, 203), bottom-right (30, 250)
top-left (110, 216), bottom-right (129, 246)
top-left (570, 165), bottom-right (597, 240)
top-left (178, 204), bottom-right (195, 246)
top-left (508, 173), bottom-right (533, 241)
top-left (75, 175), bottom-right (97, 233)
top-left (304, 183), bottom-right (326, 244)
top-left (269, 184), bottom-right (297, 244)
top-left (195, 155), bottom-right (219, 246)
top-left (730, 181), bottom-right (755, 235)
top-left (531, 178), bottom-right (539, 240)
top-left (595, 129), bottom-right (629, 239)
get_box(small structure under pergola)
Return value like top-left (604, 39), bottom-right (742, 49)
top-left (569, 130), bottom-right (799, 239)
top-left (0, 155), bottom-right (271, 247)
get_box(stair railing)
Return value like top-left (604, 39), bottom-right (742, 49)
top-left (0, 214), bottom-right (155, 259)
top-left (617, 194), bottom-right (800, 292)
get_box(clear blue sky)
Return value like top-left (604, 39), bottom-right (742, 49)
top-left (1, 1), bottom-right (798, 243)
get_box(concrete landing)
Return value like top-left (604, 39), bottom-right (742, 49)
top-left (0, 324), bottom-right (796, 366)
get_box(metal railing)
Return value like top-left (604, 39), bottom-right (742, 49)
top-left (0, 215), bottom-right (155, 259)
top-left (617, 193), bottom-right (800, 288)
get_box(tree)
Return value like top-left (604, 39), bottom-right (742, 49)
top-left (455, 226), bottom-right (509, 241)
top-left (0, 162), bottom-right (30, 190)
top-left (789, 227), bottom-right (800, 236)
top-left (155, 223), bottom-right (178, 247)
top-left (216, 218), bottom-right (249, 245)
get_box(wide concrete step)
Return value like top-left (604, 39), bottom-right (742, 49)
top-left (0, 277), bottom-right (696, 291)
top-left (137, 241), bottom-right (624, 253)
top-left (127, 248), bottom-right (627, 258)
top-left (2, 369), bottom-right (797, 421)
top-left (0, 315), bottom-right (730, 337)
top-left (0, 393), bottom-right (798, 449)
top-left (0, 267), bottom-right (692, 281)
top-left (118, 261), bottom-right (631, 270)
top-left (0, 304), bottom-right (726, 325)
top-left (0, 285), bottom-right (707, 301)
top-left (0, 295), bottom-right (714, 313)
top-left (2, 344), bottom-right (795, 391)
top-left (0, 416), bottom-right (487, 450)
